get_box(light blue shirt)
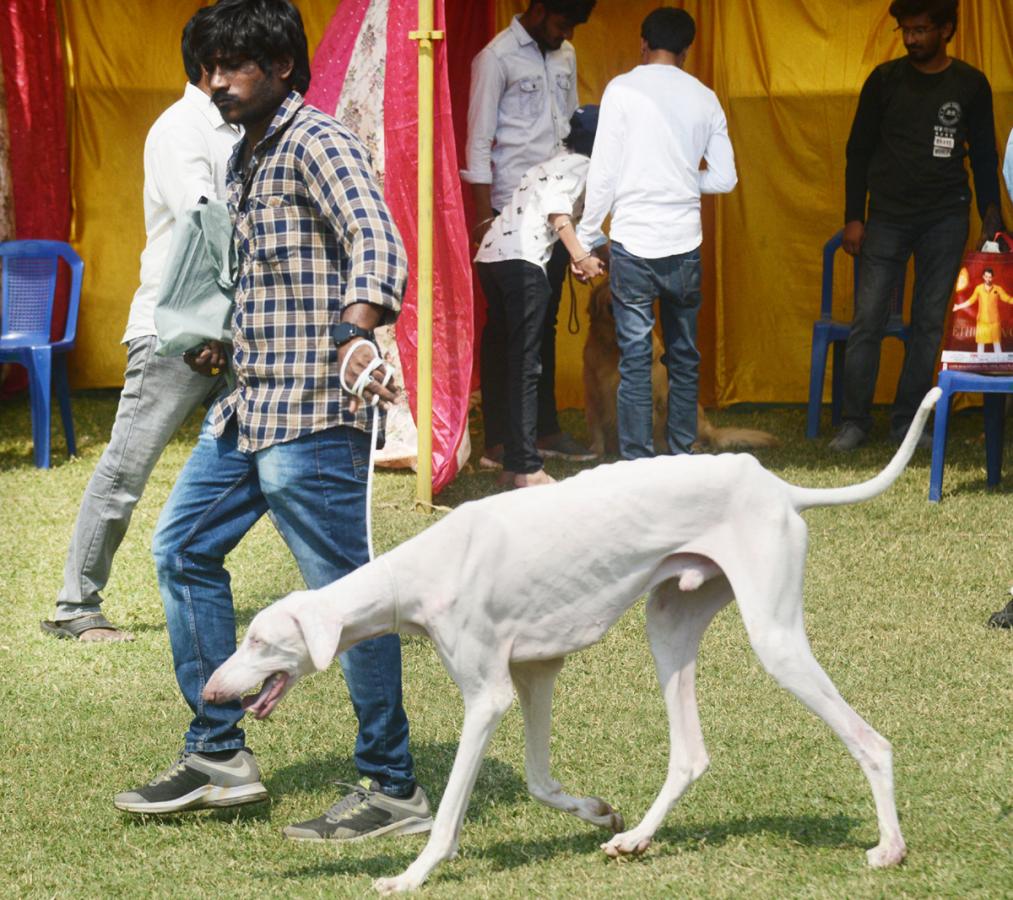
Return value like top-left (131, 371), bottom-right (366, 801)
top-left (1004, 127), bottom-right (1013, 201)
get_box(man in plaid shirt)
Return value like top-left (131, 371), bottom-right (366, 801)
top-left (114, 0), bottom-right (434, 841)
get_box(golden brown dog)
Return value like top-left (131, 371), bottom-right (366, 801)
top-left (583, 282), bottom-right (778, 455)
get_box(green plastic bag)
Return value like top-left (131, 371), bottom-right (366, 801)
top-left (154, 198), bottom-right (236, 358)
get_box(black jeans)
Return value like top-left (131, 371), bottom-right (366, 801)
top-left (482, 240), bottom-right (566, 448)
top-left (477, 259), bottom-right (553, 473)
top-left (843, 212), bottom-right (968, 433)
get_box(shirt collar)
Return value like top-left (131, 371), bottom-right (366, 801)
top-left (182, 81), bottom-right (238, 133)
top-left (509, 14), bottom-right (536, 49)
top-left (229, 90), bottom-right (305, 179)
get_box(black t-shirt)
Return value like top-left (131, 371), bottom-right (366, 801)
top-left (845, 57), bottom-right (1000, 224)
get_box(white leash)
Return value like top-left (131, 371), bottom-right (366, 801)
top-left (339, 339), bottom-right (395, 561)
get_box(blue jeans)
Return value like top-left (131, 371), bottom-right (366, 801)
top-left (843, 212), bottom-right (968, 434)
top-left (152, 416), bottom-right (415, 796)
top-left (609, 242), bottom-right (702, 458)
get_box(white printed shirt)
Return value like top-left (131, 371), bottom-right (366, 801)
top-left (123, 82), bottom-right (241, 343)
top-left (475, 151), bottom-right (589, 270)
top-left (461, 15), bottom-right (579, 213)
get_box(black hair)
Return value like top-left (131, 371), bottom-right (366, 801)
top-left (641, 7), bottom-right (696, 55)
top-left (181, 8), bottom-right (208, 85)
top-left (196, 0), bottom-right (311, 95)
top-left (531, 0), bottom-right (596, 25)
top-left (983, 267), bottom-right (994, 275)
top-left (888, 0), bottom-right (958, 38)
top-left (563, 105), bottom-right (598, 157)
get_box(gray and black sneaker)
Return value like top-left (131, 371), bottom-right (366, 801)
top-left (283, 778), bottom-right (433, 842)
top-left (114, 749), bottom-right (269, 814)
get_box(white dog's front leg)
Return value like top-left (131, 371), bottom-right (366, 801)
top-left (374, 685), bottom-right (514, 894)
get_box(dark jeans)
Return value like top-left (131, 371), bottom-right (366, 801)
top-left (477, 259), bottom-right (551, 473)
top-left (610, 242), bottom-right (702, 458)
top-left (482, 240), bottom-right (566, 448)
top-left (152, 416), bottom-right (415, 796)
top-left (843, 212), bottom-right (968, 434)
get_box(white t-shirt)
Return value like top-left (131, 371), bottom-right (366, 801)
top-left (576, 64), bottom-right (737, 259)
top-left (123, 82), bottom-right (241, 343)
top-left (475, 152), bottom-right (589, 269)
top-left (461, 15), bottom-right (579, 213)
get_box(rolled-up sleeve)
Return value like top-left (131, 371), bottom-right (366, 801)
top-left (460, 48), bottom-right (504, 185)
top-left (301, 131), bottom-right (406, 324)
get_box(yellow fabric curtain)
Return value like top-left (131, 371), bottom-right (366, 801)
top-left (61, 0), bottom-right (1012, 409)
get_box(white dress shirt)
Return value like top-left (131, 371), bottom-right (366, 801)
top-left (461, 15), bottom-right (579, 213)
top-left (123, 82), bottom-right (241, 343)
top-left (1004, 127), bottom-right (1013, 201)
top-left (576, 64), bottom-right (737, 260)
top-left (475, 151), bottom-right (589, 269)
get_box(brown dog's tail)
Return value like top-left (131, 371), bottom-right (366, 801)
top-left (787, 388), bottom-right (941, 511)
top-left (695, 410), bottom-right (779, 451)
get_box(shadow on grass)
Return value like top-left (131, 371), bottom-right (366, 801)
top-left (119, 799), bottom-right (274, 828)
top-left (265, 810), bottom-right (864, 884)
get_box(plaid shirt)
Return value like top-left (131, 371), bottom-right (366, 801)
top-left (209, 92), bottom-right (407, 451)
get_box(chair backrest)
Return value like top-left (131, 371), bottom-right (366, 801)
top-left (820, 229), bottom-right (906, 321)
top-left (0, 239), bottom-right (84, 347)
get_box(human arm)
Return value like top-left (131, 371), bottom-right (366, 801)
top-left (183, 340), bottom-right (228, 376)
top-left (460, 48), bottom-right (505, 241)
top-left (965, 74), bottom-right (1002, 245)
top-left (699, 102), bottom-right (737, 195)
top-left (301, 130), bottom-right (407, 410)
top-left (549, 213), bottom-right (605, 280)
top-left (147, 121), bottom-right (217, 221)
top-left (574, 83), bottom-right (622, 255)
top-left (842, 69), bottom-right (883, 253)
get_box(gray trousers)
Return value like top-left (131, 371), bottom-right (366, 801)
top-left (55, 336), bottom-right (224, 620)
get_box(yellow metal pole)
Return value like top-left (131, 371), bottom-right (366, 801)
top-left (409, 3), bottom-right (444, 512)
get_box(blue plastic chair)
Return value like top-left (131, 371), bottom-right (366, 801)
top-left (806, 230), bottom-right (909, 438)
top-left (928, 369), bottom-right (1013, 502)
top-left (0, 240), bottom-right (83, 468)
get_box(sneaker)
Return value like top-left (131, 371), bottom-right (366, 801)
top-left (536, 432), bottom-right (598, 462)
top-left (113, 749), bottom-right (268, 814)
top-left (283, 778), bottom-right (433, 842)
top-left (828, 423), bottom-right (868, 453)
top-left (987, 598), bottom-right (1013, 629)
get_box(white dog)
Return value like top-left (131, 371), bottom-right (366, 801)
top-left (204, 389), bottom-right (939, 893)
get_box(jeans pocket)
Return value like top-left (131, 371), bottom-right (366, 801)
top-left (344, 427), bottom-right (372, 483)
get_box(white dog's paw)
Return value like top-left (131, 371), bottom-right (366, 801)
top-left (584, 796), bottom-right (625, 833)
top-left (374, 874), bottom-right (420, 894)
top-left (866, 839), bottom-right (906, 869)
top-left (601, 831), bottom-right (652, 858)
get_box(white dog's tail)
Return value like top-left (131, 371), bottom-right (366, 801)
top-left (788, 387), bottom-right (942, 511)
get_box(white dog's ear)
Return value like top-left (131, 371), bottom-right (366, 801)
top-left (291, 606), bottom-right (341, 672)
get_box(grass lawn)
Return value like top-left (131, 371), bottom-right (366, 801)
top-left (0, 390), bottom-right (1010, 899)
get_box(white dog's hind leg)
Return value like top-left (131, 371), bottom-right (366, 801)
top-left (374, 674), bottom-right (515, 894)
top-left (603, 577), bottom-right (731, 858)
top-left (511, 658), bottom-right (624, 832)
top-left (738, 577), bottom-right (906, 869)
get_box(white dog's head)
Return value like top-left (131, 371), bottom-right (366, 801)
top-left (202, 592), bottom-right (342, 719)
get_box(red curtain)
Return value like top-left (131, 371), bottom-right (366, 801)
top-left (0, 0), bottom-right (72, 394)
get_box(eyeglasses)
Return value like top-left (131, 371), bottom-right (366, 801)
top-left (893, 24), bottom-right (939, 38)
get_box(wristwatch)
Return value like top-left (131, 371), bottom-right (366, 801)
top-left (332, 321), bottom-right (375, 347)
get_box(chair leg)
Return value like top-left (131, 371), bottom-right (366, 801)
top-left (53, 354), bottom-right (76, 457)
top-left (830, 340), bottom-right (847, 428)
top-left (25, 347), bottom-right (54, 469)
top-left (807, 333), bottom-right (831, 439)
top-left (928, 386), bottom-right (953, 502)
top-left (983, 393), bottom-right (1005, 488)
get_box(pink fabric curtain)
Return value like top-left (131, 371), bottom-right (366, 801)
top-left (308, 0), bottom-right (475, 493)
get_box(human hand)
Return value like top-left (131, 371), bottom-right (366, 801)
top-left (977, 205), bottom-right (1003, 250)
top-left (842, 221), bottom-right (865, 256)
top-left (571, 251), bottom-right (606, 283)
top-left (338, 340), bottom-right (399, 414)
top-left (183, 340), bottom-right (227, 377)
top-left (472, 217), bottom-right (495, 247)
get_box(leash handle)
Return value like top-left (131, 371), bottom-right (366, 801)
top-left (337, 338), bottom-right (395, 561)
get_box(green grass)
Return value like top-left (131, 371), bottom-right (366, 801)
top-left (0, 391), bottom-right (1010, 899)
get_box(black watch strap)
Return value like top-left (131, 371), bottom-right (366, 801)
top-left (332, 321), bottom-right (375, 347)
